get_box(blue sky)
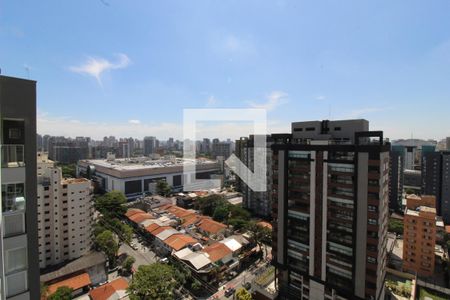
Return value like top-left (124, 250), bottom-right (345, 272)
top-left (1, 0), bottom-right (450, 140)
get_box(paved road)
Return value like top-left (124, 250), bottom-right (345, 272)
top-left (119, 237), bottom-right (158, 270)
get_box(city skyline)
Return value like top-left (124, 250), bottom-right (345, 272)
top-left (2, 1), bottom-right (450, 140)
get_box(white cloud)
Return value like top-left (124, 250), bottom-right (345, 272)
top-left (128, 119), bottom-right (141, 124)
top-left (212, 33), bottom-right (256, 57)
top-left (344, 107), bottom-right (388, 119)
top-left (37, 110), bottom-right (290, 141)
top-left (205, 96), bottom-right (219, 107)
top-left (316, 95), bottom-right (326, 101)
top-left (248, 91), bottom-right (289, 111)
top-left (69, 53), bottom-right (130, 85)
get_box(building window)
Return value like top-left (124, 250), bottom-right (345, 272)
top-left (2, 183), bottom-right (26, 212)
top-left (368, 219), bottom-right (377, 225)
top-left (5, 247), bottom-right (28, 274)
top-left (367, 256), bottom-right (376, 264)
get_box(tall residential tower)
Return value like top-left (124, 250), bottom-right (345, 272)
top-left (272, 120), bottom-right (389, 300)
top-left (0, 75), bottom-right (39, 299)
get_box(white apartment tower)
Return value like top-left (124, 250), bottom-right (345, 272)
top-left (37, 153), bottom-right (93, 269)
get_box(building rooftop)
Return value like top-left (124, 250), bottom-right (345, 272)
top-left (40, 252), bottom-right (106, 283)
top-left (203, 242), bottom-right (232, 262)
top-left (129, 212), bottom-right (154, 224)
top-left (89, 277), bottom-right (128, 300)
top-left (163, 234), bottom-right (198, 251)
top-left (125, 208), bottom-right (145, 218)
top-left (197, 218), bottom-right (227, 235)
top-left (220, 238), bottom-right (242, 252)
top-left (80, 157), bottom-right (217, 171)
top-left (174, 248), bottom-right (212, 270)
top-left (48, 272), bottom-right (91, 295)
top-left (61, 177), bottom-right (90, 185)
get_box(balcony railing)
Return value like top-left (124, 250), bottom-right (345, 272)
top-left (1, 145), bottom-right (25, 168)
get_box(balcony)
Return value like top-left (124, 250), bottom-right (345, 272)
top-left (2, 183), bottom-right (26, 213)
top-left (1, 145), bottom-right (25, 168)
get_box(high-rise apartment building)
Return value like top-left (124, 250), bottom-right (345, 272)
top-left (404, 146), bottom-right (417, 170)
top-left (212, 139), bottom-right (233, 159)
top-left (235, 135), bottom-right (274, 217)
top-left (389, 145), bottom-right (405, 212)
top-left (48, 136), bottom-right (89, 164)
top-left (143, 136), bottom-right (157, 156)
top-left (421, 146), bottom-right (450, 223)
top-left (446, 137), bottom-right (450, 151)
top-left (272, 119), bottom-right (389, 300)
top-left (402, 194), bottom-right (436, 277)
top-left (0, 75), bottom-right (39, 299)
top-left (37, 152), bottom-right (93, 269)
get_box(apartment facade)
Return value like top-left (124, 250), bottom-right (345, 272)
top-left (0, 75), bottom-right (39, 299)
top-left (389, 145), bottom-right (405, 212)
top-left (272, 120), bottom-right (389, 300)
top-left (37, 152), bottom-right (93, 269)
top-left (143, 136), bottom-right (157, 156)
top-left (235, 135), bottom-right (274, 217)
top-left (402, 195), bottom-right (436, 277)
top-left (421, 146), bottom-right (450, 223)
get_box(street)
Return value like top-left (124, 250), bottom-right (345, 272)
top-left (119, 237), bottom-right (158, 269)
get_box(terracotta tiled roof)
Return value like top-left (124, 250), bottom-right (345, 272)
top-left (163, 234), bottom-right (198, 251)
top-left (181, 214), bottom-right (202, 227)
top-left (257, 221), bottom-right (272, 230)
top-left (150, 226), bottom-right (173, 236)
top-left (158, 204), bottom-right (173, 211)
top-left (129, 213), bottom-right (154, 224)
top-left (145, 223), bottom-right (160, 234)
top-left (445, 225), bottom-right (450, 234)
top-left (203, 242), bottom-right (232, 262)
top-left (125, 208), bottom-right (145, 218)
top-left (48, 272), bottom-right (91, 295)
top-left (165, 205), bottom-right (195, 219)
top-left (89, 277), bottom-right (128, 300)
top-left (198, 218), bottom-right (227, 234)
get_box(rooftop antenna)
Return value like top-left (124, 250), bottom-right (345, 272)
top-left (24, 65), bottom-right (30, 79)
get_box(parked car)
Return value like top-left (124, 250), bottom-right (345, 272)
top-left (224, 288), bottom-right (235, 298)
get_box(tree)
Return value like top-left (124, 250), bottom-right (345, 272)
top-left (156, 180), bottom-right (171, 196)
top-left (128, 263), bottom-right (177, 300)
top-left (388, 218), bottom-right (404, 235)
top-left (191, 279), bottom-right (202, 292)
top-left (94, 230), bottom-right (119, 266)
top-left (213, 203), bottom-right (230, 222)
top-left (195, 194), bottom-right (225, 216)
top-left (121, 256), bottom-right (136, 275)
top-left (40, 282), bottom-right (49, 299)
top-left (58, 163), bottom-right (77, 178)
top-left (235, 288), bottom-right (252, 300)
top-left (229, 218), bottom-right (248, 231)
top-left (94, 190), bottom-right (127, 217)
top-left (48, 286), bottom-right (73, 300)
top-left (247, 221), bottom-right (271, 259)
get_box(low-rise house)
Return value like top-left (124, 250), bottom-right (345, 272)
top-left (197, 218), bottom-right (227, 237)
top-left (203, 242), bottom-right (233, 265)
top-left (173, 248), bottom-right (214, 281)
top-left (89, 277), bottom-right (128, 300)
top-left (47, 273), bottom-right (91, 298)
top-left (40, 252), bottom-right (107, 289)
top-left (163, 234), bottom-right (198, 252)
